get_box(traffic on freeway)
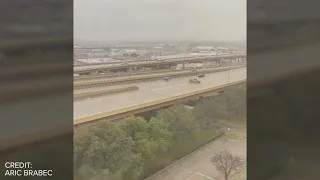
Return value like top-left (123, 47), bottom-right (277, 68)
top-left (73, 65), bottom-right (244, 89)
top-left (74, 54), bottom-right (246, 72)
top-left (74, 67), bottom-right (246, 119)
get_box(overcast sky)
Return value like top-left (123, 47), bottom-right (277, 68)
top-left (74, 0), bottom-right (246, 43)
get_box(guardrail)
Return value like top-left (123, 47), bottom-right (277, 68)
top-left (74, 66), bottom-right (245, 89)
top-left (74, 79), bottom-right (246, 125)
top-left (74, 86), bottom-right (139, 101)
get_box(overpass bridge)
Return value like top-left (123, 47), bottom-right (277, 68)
top-left (74, 65), bottom-right (245, 89)
top-left (74, 67), bottom-right (246, 125)
top-left (74, 64), bottom-right (241, 82)
top-left (74, 54), bottom-right (246, 74)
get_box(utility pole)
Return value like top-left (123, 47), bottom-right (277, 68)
top-left (228, 59), bottom-right (231, 84)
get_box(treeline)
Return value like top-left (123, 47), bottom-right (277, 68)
top-left (74, 86), bottom-right (246, 180)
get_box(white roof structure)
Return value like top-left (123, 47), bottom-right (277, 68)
top-left (76, 58), bottom-right (120, 64)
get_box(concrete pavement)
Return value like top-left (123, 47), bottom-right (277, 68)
top-left (146, 127), bottom-right (246, 180)
top-left (74, 66), bottom-right (244, 93)
top-left (74, 67), bottom-right (246, 119)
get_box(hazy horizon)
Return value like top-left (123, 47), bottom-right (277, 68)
top-left (75, 0), bottom-right (246, 43)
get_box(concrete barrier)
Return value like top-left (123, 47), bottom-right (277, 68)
top-left (74, 80), bottom-right (246, 125)
top-left (74, 66), bottom-right (217, 81)
top-left (74, 66), bottom-right (245, 89)
top-left (74, 86), bottom-right (139, 101)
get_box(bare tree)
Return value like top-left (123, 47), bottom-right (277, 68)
top-left (211, 150), bottom-right (245, 180)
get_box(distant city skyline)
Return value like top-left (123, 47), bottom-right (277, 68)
top-left (75, 0), bottom-right (246, 43)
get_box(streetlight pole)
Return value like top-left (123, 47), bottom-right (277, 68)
top-left (228, 59), bottom-right (231, 84)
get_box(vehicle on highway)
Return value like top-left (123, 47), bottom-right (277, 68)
top-left (164, 77), bottom-right (170, 81)
top-left (121, 62), bottom-right (128, 65)
top-left (198, 73), bottom-right (205, 78)
top-left (189, 78), bottom-right (201, 84)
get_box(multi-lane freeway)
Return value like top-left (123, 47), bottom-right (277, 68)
top-left (74, 54), bottom-right (246, 73)
top-left (74, 65), bottom-right (237, 83)
top-left (74, 65), bottom-right (244, 89)
top-left (74, 67), bottom-right (247, 122)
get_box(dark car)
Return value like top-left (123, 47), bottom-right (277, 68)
top-left (198, 73), bottom-right (205, 78)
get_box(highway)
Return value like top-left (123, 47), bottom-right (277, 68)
top-left (74, 65), bottom-right (228, 82)
top-left (73, 65), bottom-right (244, 90)
top-left (74, 66), bottom-right (243, 94)
top-left (73, 54), bottom-right (246, 72)
top-left (74, 68), bottom-right (205, 84)
top-left (74, 67), bottom-right (246, 120)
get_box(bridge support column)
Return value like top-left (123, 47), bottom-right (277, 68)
top-left (182, 61), bottom-right (185, 69)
